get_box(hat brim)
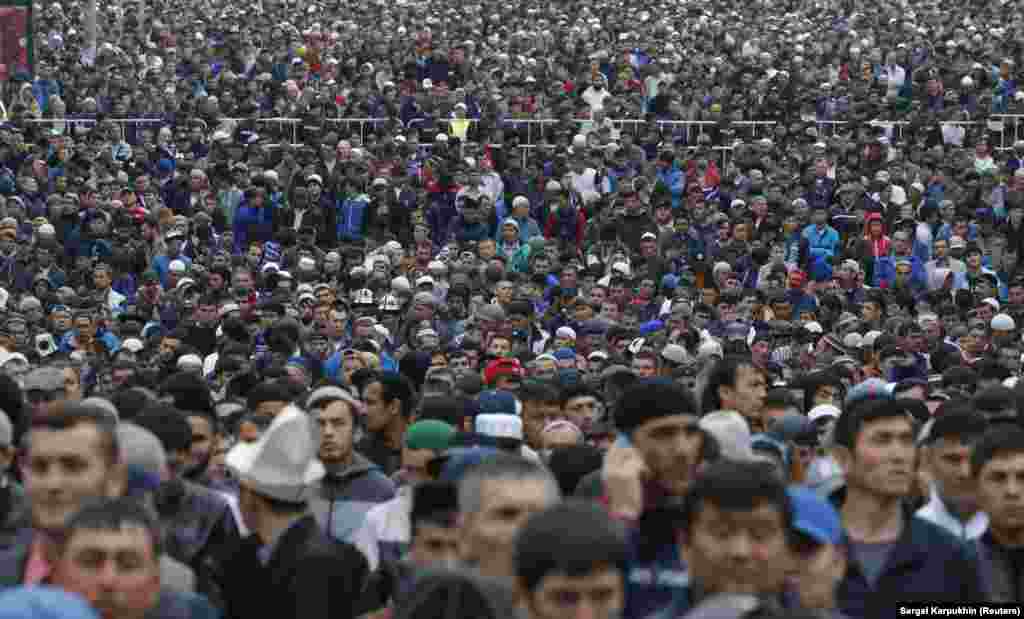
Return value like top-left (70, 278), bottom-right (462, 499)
top-left (226, 441), bottom-right (326, 502)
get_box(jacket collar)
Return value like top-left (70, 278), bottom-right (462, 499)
top-left (828, 485), bottom-right (931, 572)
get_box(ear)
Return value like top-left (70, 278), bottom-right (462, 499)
top-left (829, 444), bottom-right (853, 476)
top-left (675, 527), bottom-right (691, 565)
top-left (105, 462), bottom-right (127, 499)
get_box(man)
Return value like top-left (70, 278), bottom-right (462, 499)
top-left (51, 498), bottom-right (219, 619)
top-left (133, 405), bottom-right (241, 587)
top-left (515, 502), bottom-right (629, 619)
top-left (972, 428), bottom-right (1024, 602)
top-left (358, 372), bottom-right (417, 476)
top-left (786, 487), bottom-right (849, 616)
top-left (456, 454), bottom-right (561, 580)
top-left (701, 356), bottom-right (768, 433)
top-left (582, 381), bottom-right (712, 619)
top-left (305, 386), bottom-right (396, 545)
top-left (916, 411), bottom-right (990, 540)
top-left (0, 403), bottom-right (124, 588)
top-left (560, 385), bottom-right (602, 433)
top-left (519, 381), bottom-right (562, 451)
top-left (829, 399), bottom-right (986, 617)
top-left (221, 405), bottom-right (369, 619)
top-left (651, 462), bottom-right (794, 618)
top-left (354, 417), bottom-right (457, 572)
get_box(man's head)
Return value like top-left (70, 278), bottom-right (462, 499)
top-left (615, 381), bottom-right (705, 496)
top-left (831, 399), bottom-right (917, 500)
top-left (23, 403), bottom-right (123, 533)
top-left (363, 372), bottom-right (416, 434)
top-left (51, 497), bottom-right (162, 619)
top-left (307, 387), bottom-right (360, 467)
top-left (701, 357), bottom-right (768, 432)
top-left (402, 420), bottom-right (457, 485)
top-left (921, 411), bottom-right (988, 517)
top-left (515, 502), bottom-right (628, 619)
top-left (678, 461), bottom-right (793, 597)
top-left (972, 428), bottom-right (1024, 542)
top-left (457, 454), bottom-right (561, 579)
top-left (408, 481), bottom-right (461, 568)
top-left (519, 381), bottom-right (562, 451)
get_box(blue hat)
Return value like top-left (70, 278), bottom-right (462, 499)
top-left (845, 378), bottom-right (892, 408)
top-left (477, 390), bottom-right (520, 416)
top-left (640, 320), bottom-right (665, 335)
top-left (787, 486), bottom-right (844, 545)
top-left (0, 587), bottom-right (101, 619)
top-left (661, 273), bottom-right (680, 290)
top-left (436, 446), bottom-right (501, 483)
top-left (552, 348), bottom-right (576, 361)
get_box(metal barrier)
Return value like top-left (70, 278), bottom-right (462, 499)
top-left (10, 115), bottom-right (1024, 155)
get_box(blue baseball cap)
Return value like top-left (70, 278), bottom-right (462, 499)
top-left (477, 390), bottom-right (520, 416)
top-left (787, 486), bottom-right (844, 546)
top-left (434, 446), bottom-right (502, 483)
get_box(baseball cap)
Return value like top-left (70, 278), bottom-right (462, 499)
top-left (787, 486), bottom-right (844, 545)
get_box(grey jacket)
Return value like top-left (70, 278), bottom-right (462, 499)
top-left (975, 531), bottom-right (1024, 603)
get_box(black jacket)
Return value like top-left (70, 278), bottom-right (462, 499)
top-left (218, 515), bottom-right (369, 619)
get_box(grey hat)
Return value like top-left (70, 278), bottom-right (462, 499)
top-left (476, 303), bottom-right (506, 322)
top-left (22, 367), bottom-right (64, 392)
top-left (117, 422), bottom-right (167, 482)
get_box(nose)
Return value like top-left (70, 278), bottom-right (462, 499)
top-left (572, 599), bottom-right (601, 619)
top-left (723, 532), bottom-right (755, 563)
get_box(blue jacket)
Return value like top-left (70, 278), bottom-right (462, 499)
top-left (656, 166), bottom-right (685, 210)
top-left (310, 453), bottom-right (396, 546)
top-left (233, 199), bottom-right (275, 253)
top-left (336, 194), bottom-right (370, 243)
top-left (829, 487), bottom-right (985, 618)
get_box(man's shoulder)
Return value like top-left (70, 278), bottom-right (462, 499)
top-left (151, 589), bottom-right (220, 619)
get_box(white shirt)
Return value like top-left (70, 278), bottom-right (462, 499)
top-left (916, 485), bottom-right (988, 541)
top-left (581, 86), bottom-right (611, 112)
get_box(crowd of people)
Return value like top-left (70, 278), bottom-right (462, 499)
top-left (0, 0), bottom-right (1019, 616)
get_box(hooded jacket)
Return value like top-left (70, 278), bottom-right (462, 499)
top-left (310, 452), bottom-right (397, 546)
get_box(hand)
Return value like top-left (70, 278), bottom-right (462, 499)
top-left (602, 445), bottom-right (649, 520)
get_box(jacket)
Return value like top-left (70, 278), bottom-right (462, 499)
top-left (309, 453), bottom-right (397, 546)
top-left (975, 529), bottom-right (1024, 602)
top-left (218, 515), bottom-right (369, 619)
top-left (915, 486), bottom-right (988, 542)
top-left (351, 486), bottom-right (413, 572)
top-left (829, 487), bottom-right (986, 618)
top-left (146, 590), bottom-right (220, 619)
top-left (335, 194), bottom-right (372, 243)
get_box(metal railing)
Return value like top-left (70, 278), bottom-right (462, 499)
top-left (10, 114), bottom-right (1024, 155)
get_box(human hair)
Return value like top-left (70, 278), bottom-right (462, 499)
top-left (971, 427), bottom-right (1024, 477)
top-left (417, 396), bottom-right (466, 428)
top-left (57, 497), bottom-right (162, 559)
top-left (158, 371), bottom-right (215, 415)
top-left (395, 568), bottom-right (518, 619)
top-left (832, 399), bottom-right (917, 451)
top-left (680, 461), bottom-right (792, 536)
top-left (411, 481), bottom-right (458, 537)
top-left (370, 372), bottom-right (417, 419)
top-left (514, 501), bottom-right (628, 593)
top-left (560, 384), bottom-right (599, 410)
top-left (457, 454), bottom-right (560, 517)
top-left (134, 404), bottom-right (192, 454)
top-left (762, 388), bottom-right (797, 414)
top-left (29, 402), bottom-right (120, 465)
top-left (246, 379), bottom-right (300, 412)
top-left (701, 356), bottom-right (758, 414)
top-left (518, 380), bottom-right (560, 405)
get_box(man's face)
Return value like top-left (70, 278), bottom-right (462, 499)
top-left (24, 423), bottom-right (117, 532)
top-left (721, 366), bottom-right (768, 423)
top-left (563, 396), bottom-right (600, 432)
top-left (184, 415), bottom-right (215, 478)
top-left (52, 526), bottom-right (161, 619)
top-left (409, 521), bottom-right (460, 569)
top-left (977, 452), bottom-right (1024, 538)
top-left (459, 477), bottom-right (555, 578)
top-left (315, 401), bottom-right (354, 465)
top-left (841, 417), bottom-right (916, 499)
top-left (364, 381), bottom-right (395, 433)
top-left (682, 499), bottom-right (789, 597)
top-left (927, 437), bottom-right (977, 516)
top-left (525, 566), bottom-right (625, 619)
top-left (631, 414), bottom-right (703, 496)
